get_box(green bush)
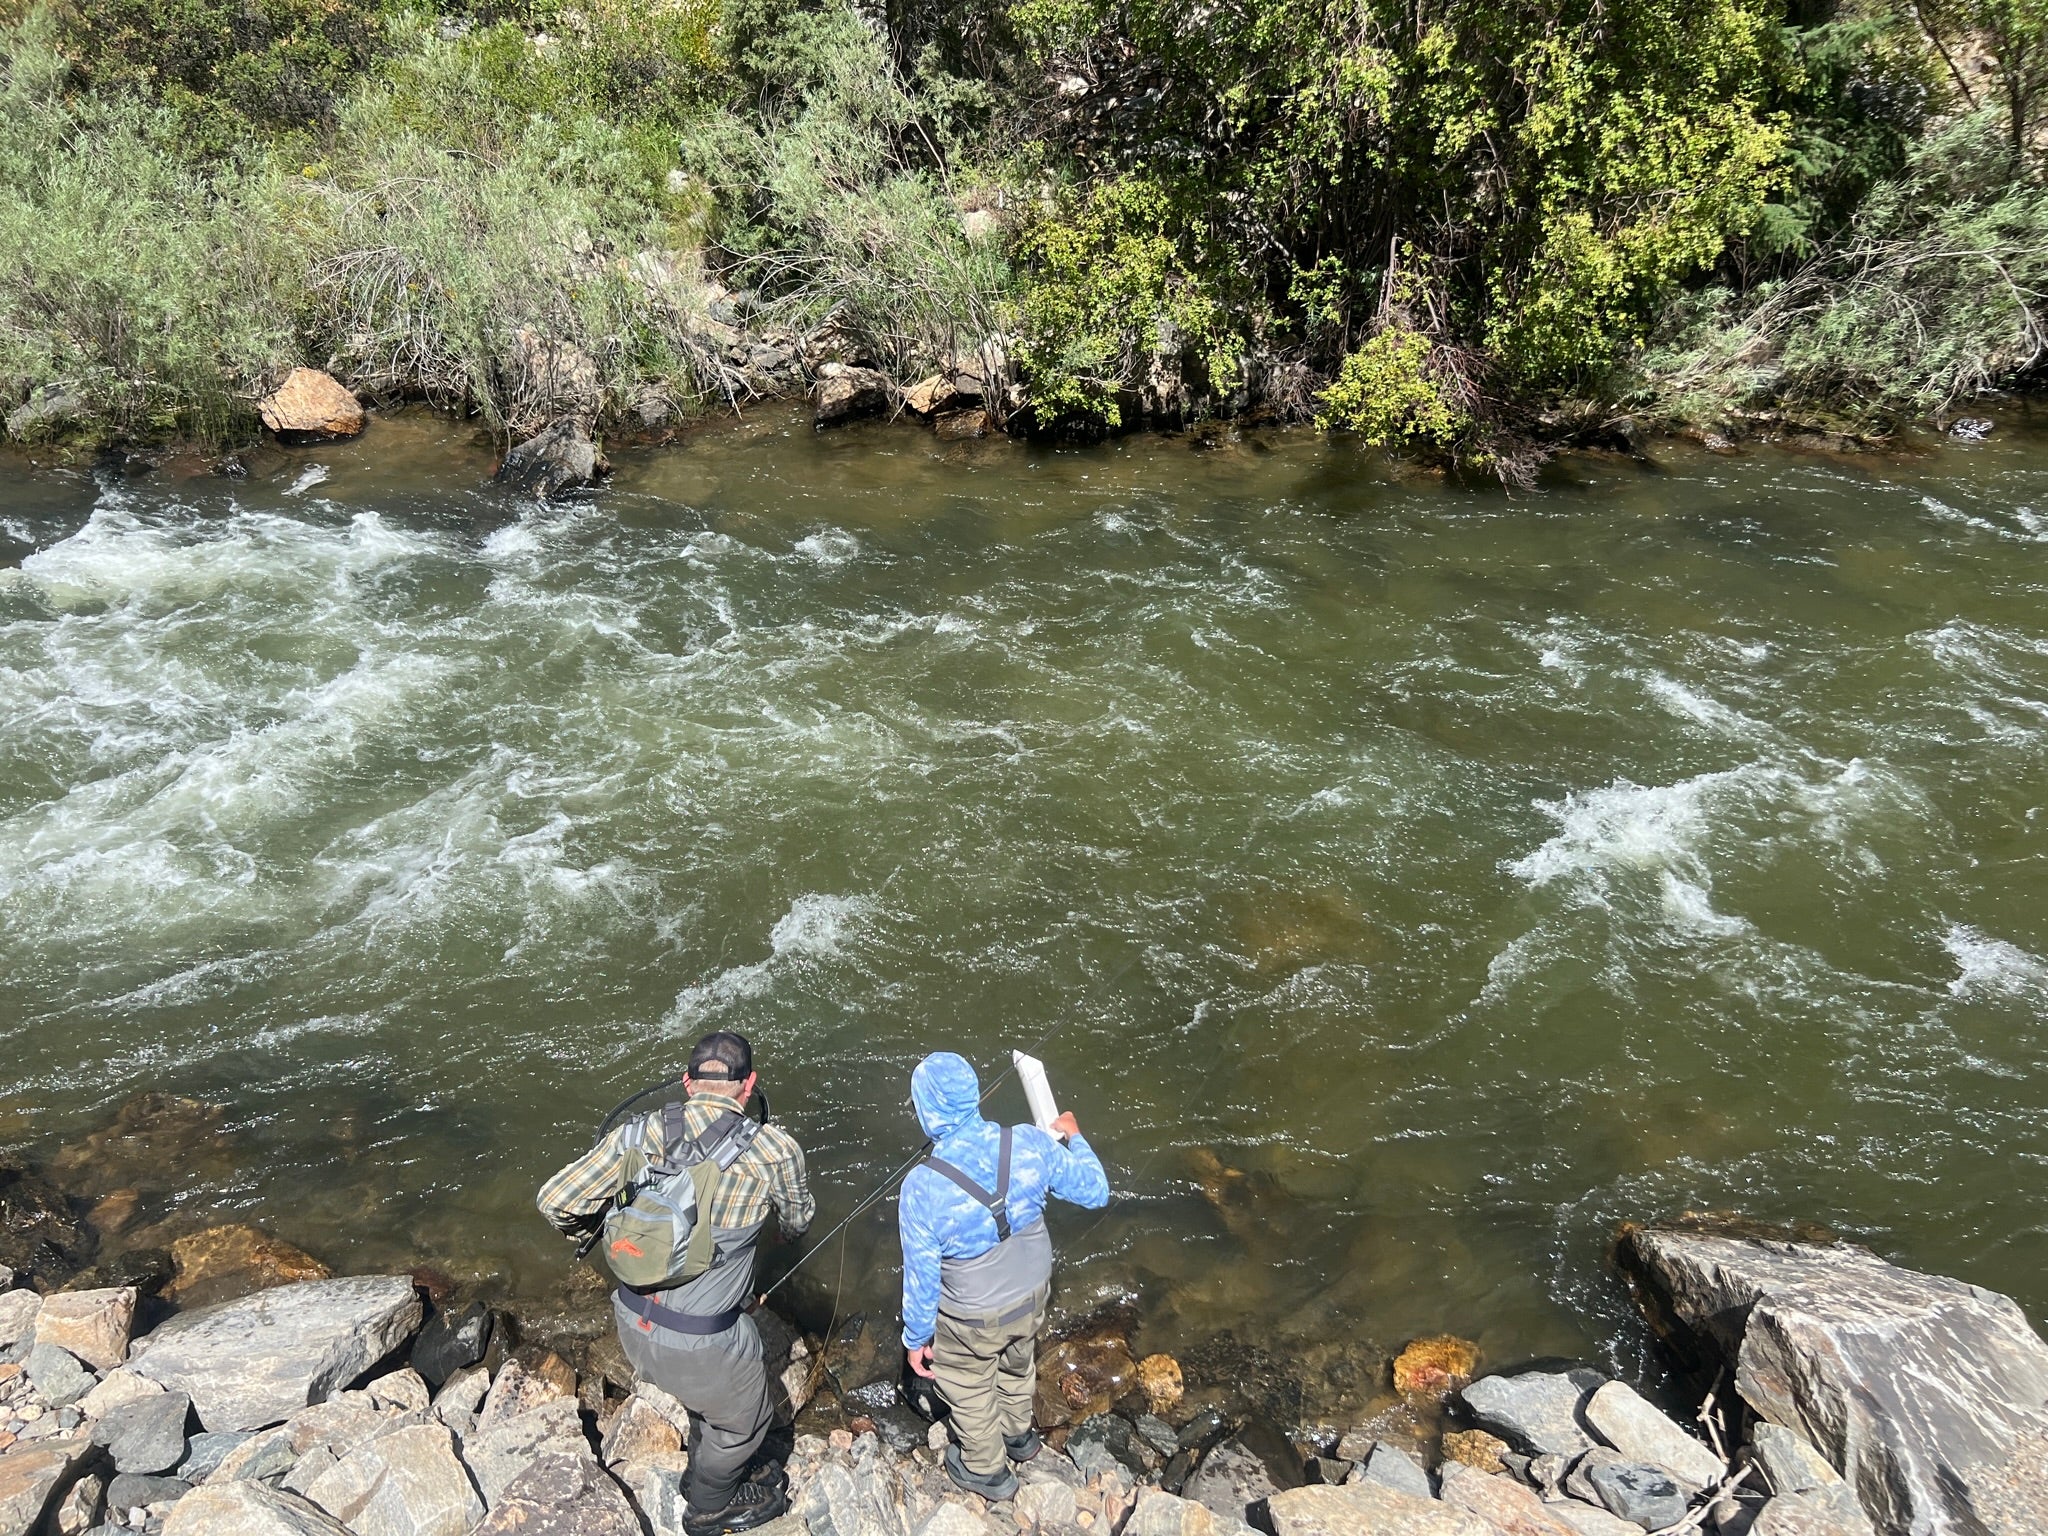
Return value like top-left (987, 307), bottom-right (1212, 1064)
top-left (1313, 327), bottom-right (1468, 447)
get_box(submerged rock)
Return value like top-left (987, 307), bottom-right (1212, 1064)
top-left (166, 1226), bottom-right (332, 1310)
top-left (128, 1275), bottom-right (423, 1432)
top-left (1393, 1337), bottom-right (1479, 1400)
top-left (1623, 1222), bottom-right (2048, 1536)
top-left (1137, 1353), bottom-right (1184, 1415)
top-left (258, 370), bottom-right (365, 443)
top-left (50, 1094), bottom-right (235, 1198)
top-left (496, 419), bottom-right (609, 500)
top-left (0, 1164), bottom-right (94, 1289)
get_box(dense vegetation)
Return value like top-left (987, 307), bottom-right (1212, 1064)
top-left (0, 0), bottom-right (2043, 472)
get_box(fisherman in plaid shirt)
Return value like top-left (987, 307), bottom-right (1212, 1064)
top-left (539, 1031), bottom-right (814, 1536)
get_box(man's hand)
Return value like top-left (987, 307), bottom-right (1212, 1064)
top-left (907, 1345), bottom-right (935, 1379)
top-left (1051, 1111), bottom-right (1080, 1143)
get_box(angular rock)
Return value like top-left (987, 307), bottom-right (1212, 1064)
top-left (1752, 1490), bottom-right (1875, 1536)
top-left (104, 1472), bottom-right (192, 1510)
top-left (1566, 1448), bottom-right (1633, 1506)
top-left (26, 1345), bottom-right (97, 1408)
top-left (282, 1447), bottom-right (337, 1497)
top-left (5, 384), bottom-right (85, 443)
top-left (1184, 1438), bottom-right (1281, 1526)
top-left (283, 1397), bottom-right (384, 1459)
top-left (1136, 1354), bottom-right (1184, 1416)
top-left (1441, 1429), bottom-right (1510, 1475)
top-left (205, 1427), bottom-right (297, 1485)
top-left (466, 1396), bottom-right (587, 1505)
top-left (1624, 1225), bottom-right (2048, 1536)
top-left (1359, 1441), bottom-right (1432, 1499)
top-left (258, 370), bottom-right (365, 442)
top-left (35, 1288), bottom-right (135, 1372)
top-left (1266, 1480), bottom-right (1496, 1536)
top-left (0, 1433), bottom-right (93, 1536)
top-left (600, 1395), bottom-right (681, 1466)
top-left (410, 1302), bottom-right (494, 1390)
top-left (1461, 1371), bottom-right (1604, 1458)
top-left (305, 1421), bottom-right (480, 1536)
top-left (178, 1431), bottom-right (254, 1483)
top-left (495, 419), bottom-right (609, 500)
top-left (0, 1293), bottom-right (39, 1352)
top-left (1585, 1381), bottom-right (1725, 1493)
top-left (363, 1368), bottom-right (429, 1414)
top-left (472, 1450), bottom-right (639, 1536)
top-left (903, 376), bottom-right (956, 416)
top-left (918, 1505), bottom-right (995, 1536)
top-left (478, 1359), bottom-right (574, 1436)
top-left (1584, 1461), bottom-right (1689, 1531)
top-left (94, 1390), bottom-right (191, 1474)
top-left (1123, 1485), bottom-right (1258, 1536)
top-left (509, 326), bottom-right (602, 430)
top-left (1526, 1453), bottom-right (1568, 1498)
top-left (1546, 1501), bottom-right (1650, 1536)
top-left (1136, 1416), bottom-right (1180, 1459)
top-left (128, 1275), bottom-right (423, 1431)
top-left (52, 1468), bottom-right (103, 1535)
top-left (166, 1227), bottom-right (330, 1311)
top-left (933, 409), bottom-right (991, 441)
top-left (813, 363), bottom-right (893, 426)
top-left (1750, 1424), bottom-right (1840, 1497)
top-left (78, 1369), bottom-right (165, 1420)
top-left (1437, 1461), bottom-right (1579, 1536)
top-left (164, 1481), bottom-right (353, 1535)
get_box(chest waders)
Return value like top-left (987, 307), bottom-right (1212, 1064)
top-left (924, 1125), bottom-right (1052, 1331)
top-left (615, 1102), bottom-right (762, 1337)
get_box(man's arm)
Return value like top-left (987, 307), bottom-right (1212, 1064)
top-left (898, 1171), bottom-right (943, 1351)
top-left (536, 1123), bottom-right (635, 1237)
top-left (761, 1128), bottom-right (816, 1239)
top-left (1044, 1118), bottom-right (1110, 1211)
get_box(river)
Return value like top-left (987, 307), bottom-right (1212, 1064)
top-left (4, 411), bottom-right (2047, 1406)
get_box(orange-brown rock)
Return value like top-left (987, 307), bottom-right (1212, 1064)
top-left (1441, 1428), bottom-right (1510, 1474)
top-left (258, 368), bottom-right (365, 441)
top-left (533, 1351), bottom-right (578, 1401)
top-left (1035, 1327), bottom-right (1137, 1426)
top-left (50, 1092), bottom-right (236, 1196)
top-left (933, 409), bottom-right (992, 440)
top-left (1393, 1336), bottom-right (1480, 1399)
top-left (1136, 1353), bottom-right (1184, 1415)
top-left (903, 376), bottom-right (956, 415)
top-left (88, 1189), bottom-right (141, 1237)
top-left (166, 1224), bottom-right (331, 1309)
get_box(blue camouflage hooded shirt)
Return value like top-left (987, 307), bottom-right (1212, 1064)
top-left (898, 1051), bottom-right (1110, 1349)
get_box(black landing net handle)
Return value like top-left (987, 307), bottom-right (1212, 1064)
top-left (572, 1075), bottom-right (772, 1260)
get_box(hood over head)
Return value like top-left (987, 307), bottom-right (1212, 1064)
top-left (912, 1052), bottom-right (982, 1140)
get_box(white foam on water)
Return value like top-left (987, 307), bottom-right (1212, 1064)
top-left (794, 530), bottom-right (860, 567)
top-left (286, 465), bottom-right (329, 496)
top-left (1641, 673), bottom-right (1761, 737)
top-left (1921, 492), bottom-right (2048, 544)
top-left (663, 892), bottom-right (874, 1029)
top-left (1942, 925), bottom-right (2048, 1001)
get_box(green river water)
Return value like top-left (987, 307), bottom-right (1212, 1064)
top-left (4, 411), bottom-right (2048, 1400)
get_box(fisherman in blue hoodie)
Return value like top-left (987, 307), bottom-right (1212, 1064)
top-left (899, 1051), bottom-right (1110, 1501)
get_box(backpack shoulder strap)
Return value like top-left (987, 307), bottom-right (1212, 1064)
top-left (923, 1126), bottom-right (1013, 1242)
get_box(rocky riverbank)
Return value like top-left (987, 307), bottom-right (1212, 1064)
top-left (7, 1093), bottom-right (2048, 1536)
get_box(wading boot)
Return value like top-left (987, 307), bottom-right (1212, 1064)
top-left (1004, 1430), bottom-right (1042, 1463)
top-left (682, 1478), bottom-right (789, 1536)
top-left (944, 1442), bottom-right (1020, 1502)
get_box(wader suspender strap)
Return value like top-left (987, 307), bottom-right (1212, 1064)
top-left (923, 1124), bottom-right (1013, 1242)
top-left (615, 1103), bottom-right (764, 1330)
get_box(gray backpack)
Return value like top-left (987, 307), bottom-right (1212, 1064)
top-left (601, 1104), bottom-right (762, 1291)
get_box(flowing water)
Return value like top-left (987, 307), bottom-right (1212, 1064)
top-left (6, 411), bottom-right (2048, 1401)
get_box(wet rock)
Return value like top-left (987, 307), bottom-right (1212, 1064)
top-left (1267, 1480), bottom-right (1493, 1536)
top-left (178, 1430), bottom-right (253, 1483)
top-left (1623, 1224), bottom-right (2048, 1536)
top-left (1584, 1460), bottom-right (1688, 1531)
top-left (1949, 418), bottom-right (1993, 441)
top-left (61, 1248), bottom-right (173, 1301)
top-left (1437, 1461), bottom-right (1578, 1536)
top-left (0, 1432), bottom-right (93, 1535)
top-left (872, 1405), bottom-right (928, 1455)
top-left (1137, 1355), bottom-right (1184, 1416)
top-left (0, 1164), bottom-right (94, 1289)
top-left (1460, 1371), bottom-right (1603, 1458)
top-left (164, 1481), bottom-right (353, 1534)
top-left (95, 1390), bottom-right (191, 1474)
top-left (128, 1275), bottom-right (424, 1432)
top-left (105, 1471), bottom-right (192, 1510)
top-left (35, 1288), bottom-right (135, 1372)
top-left (473, 1448), bottom-right (644, 1535)
top-left (1134, 1415), bottom-right (1179, 1459)
top-left (0, 1293), bottom-right (37, 1351)
top-left (813, 364), bottom-right (893, 426)
top-left (85, 1192), bottom-right (140, 1240)
top-left (410, 1301), bottom-right (495, 1390)
top-left (1393, 1338), bottom-right (1480, 1400)
top-left (495, 419), bottom-right (609, 500)
top-left (933, 410), bottom-right (993, 441)
top-left (1440, 1429), bottom-right (1510, 1475)
top-left (1183, 1439), bottom-right (1280, 1528)
top-left (304, 1421), bottom-right (480, 1536)
top-left (257, 370), bottom-right (365, 442)
top-left (1584, 1381), bottom-right (1724, 1492)
top-left (1037, 1328), bottom-right (1138, 1429)
top-left (26, 1345), bottom-right (98, 1408)
top-left (166, 1227), bottom-right (331, 1311)
top-left (52, 1097), bottom-right (236, 1200)
top-left (1360, 1441), bottom-right (1432, 1500)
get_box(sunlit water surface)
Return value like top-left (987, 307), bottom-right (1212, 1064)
top-left (5, 411), bottom-right (2048, 1401)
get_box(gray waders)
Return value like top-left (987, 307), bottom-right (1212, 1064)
top-left (924, 1127), bottom-right (1055, 1478)
top-left (614, 1215), bottom-right (771, 1515)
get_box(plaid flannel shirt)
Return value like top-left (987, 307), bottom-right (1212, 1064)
top-left (537, 1089), bottom-right (815, 1239)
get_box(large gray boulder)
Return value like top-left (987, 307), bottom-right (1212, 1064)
top-left (163, 1481), bottom-right (353, 1535)
top-left (1265, 1480), bottom-right (1494, 1536)
top-left (1460, 1370), bottom-right (1604, 1458)
top-left (1584, 1379), bottom-right (1724, 1492)
top-left (128, 1276), bottom-right (423, 1431)
top-left (1624, 1226), bottom-right (2048, 1536)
